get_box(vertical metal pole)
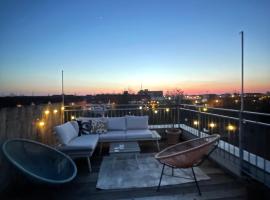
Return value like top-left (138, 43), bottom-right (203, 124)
top-left (62, 70), bottom-right (64, 106)
top-left (239, 31), bottom-right (244, 174)
top-left (62, 70), bottom-right (65, 122)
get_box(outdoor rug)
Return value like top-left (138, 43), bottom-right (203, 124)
top-left (96, 154), bottom-right (210, 189)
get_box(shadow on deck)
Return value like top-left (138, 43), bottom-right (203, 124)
top-left (0, 140), bottom-right (249, 200)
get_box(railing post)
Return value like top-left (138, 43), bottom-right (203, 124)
top-left (177, 104), bottom-right (180, 128)
top-left (239, 111), bottom-right (244, 175)
top-left (239, 31), bottom-right (244, 175)
top-left (197, 106), bottom-right (201, 138)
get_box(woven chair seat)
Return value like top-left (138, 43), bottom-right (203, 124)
top-left (155, 134), bottom-right (220, 168)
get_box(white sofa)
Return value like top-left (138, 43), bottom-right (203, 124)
top-left (54, 116), bottom-right (161, 172)
top-left (54, 120), bottom-right (99, 172)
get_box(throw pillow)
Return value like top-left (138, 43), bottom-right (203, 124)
top-left (77, 120), bottom-right (92, 135)
top-left (90, 118), bottom-right (108, 134)
top-left (76, 120), bottom-right (83, 136)
top-left (81, 120), bottom-right (92, 135)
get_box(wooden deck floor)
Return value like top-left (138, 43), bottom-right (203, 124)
top-left (1, 141), bottom-right (248, 200)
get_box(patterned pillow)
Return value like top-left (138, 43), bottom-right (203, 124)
top-left (77, 120), bottom-right (92, 135)
top-left (90, 118), bottom-right (108, 134)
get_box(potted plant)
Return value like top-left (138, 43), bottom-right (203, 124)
top-left (165, 89), bottom-right (184, 145)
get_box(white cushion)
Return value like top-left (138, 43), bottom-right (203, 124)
top-left (126, 130), bottom-right (153, 139)
top-left (67, 134), bottom-right (99, 150)
top-left (70, 121), bottom-right (79, 134)
top-left (107, 117), bottom-right (126, 130)
top-left (126, 116), bottom-right (148, 130)
top-left (54, 122), bottom-right (78, 145)
top-left (99, 131), bottom-right (126, 142)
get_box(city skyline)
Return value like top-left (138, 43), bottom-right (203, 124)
top-left (0, 0), bottom-right (269, 96)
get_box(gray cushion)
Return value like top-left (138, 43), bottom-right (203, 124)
top-left (126, 130), bottom-right (153, 139)
top-left (54, 122), bottom-right (78, 145)
top-left (99, 131), bottom-right (126, 142)
top-left (67, 134), bottom-right (99, 150)
top-left (126, 116), bottom-right (148, 130)
top-left (107, 117), bottom-right (126, 130)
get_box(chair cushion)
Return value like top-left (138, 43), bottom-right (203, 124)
top-left (126, 130), bottom-right (153, 139)
top-left (67, 134), bottom-right (99, 150)
top-left (99, 131), bottom-right (126, 142)
top-left (54, 122), bottom-right (78, 145)
top-left (126, 116), bottom-right (148, 130)
top-left (107, 117), bottom-right (126, 131)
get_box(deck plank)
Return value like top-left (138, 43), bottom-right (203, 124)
top-left (0, 141), bottom-right (248, 200)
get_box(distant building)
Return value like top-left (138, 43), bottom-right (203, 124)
top-left (137, 89), bottom-right (163, 98)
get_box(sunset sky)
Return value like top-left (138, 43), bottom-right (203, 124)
top-left (0, 0), bottom-right (269, 96)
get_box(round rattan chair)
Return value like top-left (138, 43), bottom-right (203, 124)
top-left (2, 138), bottom-right (77, 184)
top-left (155, 134), bottom-right (220, 195)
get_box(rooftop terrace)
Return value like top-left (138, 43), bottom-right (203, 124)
top-left (0, 103), bottom-right (270, 199)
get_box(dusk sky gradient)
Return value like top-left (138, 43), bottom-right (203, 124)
top-left (0, 0), bottom-right (269, 95)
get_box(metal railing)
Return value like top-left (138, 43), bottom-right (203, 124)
top-left (64, 103), bottom-right (270, 187)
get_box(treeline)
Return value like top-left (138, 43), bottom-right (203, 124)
top-left (0, 95), bottom-right (84, 108)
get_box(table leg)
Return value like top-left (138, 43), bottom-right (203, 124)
top-left (156, 140), bottom-right (160, 151)
top-left (87, 157), bottom-right (92, 173)
top-left (135, 153), bottom-right (139, 168)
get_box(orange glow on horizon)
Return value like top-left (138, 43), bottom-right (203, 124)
top-left (4, 80), bottom-right (268, 96)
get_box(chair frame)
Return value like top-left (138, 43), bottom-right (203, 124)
top-left (156, 135), bottom-right (220, 195)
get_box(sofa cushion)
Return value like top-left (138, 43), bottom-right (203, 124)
top-left (70, 120), bottom-right (80, 134)
top-left (126, 130), bottom-right (153, 139)
top-left (99, 131), bottom-right (126, 142)
top-left (90, 118), bottom-right (108, 133)
top-left (54, 122), bottom-right (78, 145)
top-left (67, 134), bottom-right (99, 150)
top-left (107, 117), bottom-right (126, 131)
top-left (126, 116), bottom-right (148, 130)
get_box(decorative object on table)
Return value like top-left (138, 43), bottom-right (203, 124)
top-left (2, 138), bottom-right (77, 184)
top-left (155, 134), bottom-right (220, 195)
